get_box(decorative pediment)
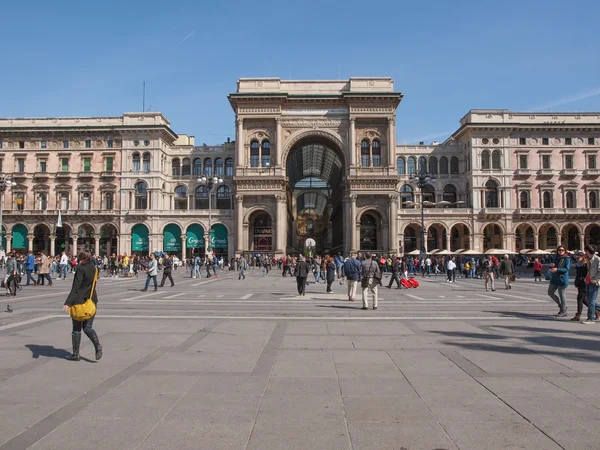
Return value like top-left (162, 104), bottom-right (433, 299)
top-left (561, 181), bottom-right (579, 189)
top-left (99, 183), bottom-right (118, 191)
top-left (585, 181), bottom-right (600, 190)
top-left (515, 181), bottom-right (533, 189)
top-left (76, 183), bottom-right (95, 191)
top-left (54, 183), bottom-right (73, 191)
top-left (32, 183), bottom-right (49, 192)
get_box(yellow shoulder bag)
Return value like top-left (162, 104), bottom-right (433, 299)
top-left (69, 267), bottom-right (98, 321)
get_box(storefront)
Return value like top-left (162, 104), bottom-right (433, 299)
top-left (11, 224), bottom-right (28, 253)
top-left (131, 224), bottom-right (149, 255)
top-left (186, 224), bottom-right (205, 258)
top-left (163, 223), bottom-right (182, 257)
top-left (210, 224), bottom-right (228, 259)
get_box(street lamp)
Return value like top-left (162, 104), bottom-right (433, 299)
top-left (197, 174), bottom-right (223, 256)
top-left (408, 171), bottom-right (436, 255)
top-left (0, 176), bottom-right (17, 253)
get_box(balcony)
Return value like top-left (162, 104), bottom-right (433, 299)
top-left (537, 168), bottom-right (555, 176)
top-left (33, 171), bottom-right (50, 179)
top-left (100, 171), bottom-right (116, 178)
top-left (77, 171), bottom-right (94, 180)
top-left (479, 207), bottom-right (512, 215)
top-left (515, 168), bottom-right (532, 176)
top-left (55, 171), bottom-right (71, 179)
top-left (560, 169), bottom-right (579, 176)
top-left (583, 169), bottom-right (600, 176)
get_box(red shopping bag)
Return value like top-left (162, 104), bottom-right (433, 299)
top-left (408, 278), bottom-right (420, 288)
top-left (400, 278), bottom-right (412, 289)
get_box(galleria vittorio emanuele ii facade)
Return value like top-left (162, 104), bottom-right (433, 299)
top-left (1, 77), bottom-right (600, 260)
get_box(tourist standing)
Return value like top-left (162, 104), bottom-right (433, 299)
top-left (547, 246), bottom-right (571, 317)
top-left (25, 251), bottom-right (36, 286)
top-left (238, 255), bottom-right (247, 280)
top-left (159, 253), bottom-right (174, 287)
top-left (533, 257), bottom-right (543, 282)
top-left (571, 251), bottom-right (589, 322)
top-left (360, 252), bottom-right (381, 310)
top-left (343, 253), bottom-right (362, 302)
top-left (36, 252), bottom-right (53, 286)
top-left (63, 249), bottom-right (102, 362)
top-left (500, 254), bottom-right (514, 289)
top-left (483, 257), bottom-right (495, 292)
top-left (295, 255), bottom-right (310, 296)
top-left (59, 251), bottom-right (69, 280)
top-left (446, 257), bottom-right (456, 283)
top-left (582, 245), bottom-right (600, 324)
top-left (141, 253), bottom-right (158, 292)
top-left (325, 256), bottom-right (336, 293)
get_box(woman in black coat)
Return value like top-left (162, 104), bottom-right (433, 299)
top-left (325, 256), bottom-right (336, 293)
top-left (62, 249), bottom-right (102, 361)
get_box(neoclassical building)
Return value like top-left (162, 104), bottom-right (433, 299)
top-left (1, 77), bottom-right (599, 259)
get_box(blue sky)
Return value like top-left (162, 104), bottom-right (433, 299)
top-left (1, 0), bottom-right (599, 144)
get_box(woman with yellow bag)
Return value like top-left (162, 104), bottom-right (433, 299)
top-left (62, 249), bottom-right (102, 362)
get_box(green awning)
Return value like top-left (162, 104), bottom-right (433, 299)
top-left (12, 224), bottom-right (28, 249)
top-left (163, 224), bottom-right (182, 252)
top-left (210, 224), bottom-right (228, 249)
top-left (131, 224), bottom-right (149, 252)
top-left (186, 224), bottom-right (205, 248)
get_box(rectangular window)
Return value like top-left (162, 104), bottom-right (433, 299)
top-left (565, 138), bottom-right (572, 145)
top-left (590, 137), bottom-right (596, 145)
top-left (15, 193), bottom-right (25, 211)
top-left (565, 155), bottom-right (574, 169)
top-left (17, 158), bottom-right (25, 172)
top-left (519, 155), bottom-right (528, 169)
top-left (41, 140), bottom-right (47, 149)
top-left (61, 158), bottom-right (69, 172)
top-left (107, 140), bottom-right (113, 148)
top-left (40, 160), bottom-right (47, 173)
top-left (589, 155), bottom-right (597, 170)
top-left (519, 137), bottom-right (526, 145)
top-left (105, 157), bottom-right (113, 171)
top-left (542, 155), bottom-right (551, 169)
top-left (542, 138), bottom-right (549, 145)
top-left (0, 159), bottom-right (3, 172)
top-left (19, 141), bottom-right (25, 149)
top-left (83, 157), bottom-right (91, 172)
top-left (63, 140), bottom-right (69, 149)
top-left (85, 140), bottom-right (91, 148)
top-left (0, 140), bottom-right (3, 149)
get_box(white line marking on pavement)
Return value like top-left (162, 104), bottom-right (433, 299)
top-left (492, 291), bottom-right (549, 302)
top-left (164, 293), bottom-right (185, 299)
top-left (405, 293), bottom-right (425, 301)
top-left (191, 280), bottom-right (216, 286)
top-left (0, 291), bottom-right (70, 303)
top-left (0, 314), bottom-right (62, 331)
top-left (119, 291), bottom-right (163, 301)
top-left (217, 295), bottom-right (224, 298)
top-left (198, 295), bottom-right (206, 298)
top-left (240, 294), bottom-right (253, 299)
top-left (438, 296), bottom-right (446, 298)
top-left (93, 314), bottom-right (521, 321)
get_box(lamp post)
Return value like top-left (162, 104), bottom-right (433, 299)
top-left (197, 173), bottom-right (223, 257)
top-left (408, 171), bottom-right (436, 255)
top-left (0, 176), bottom-right (17, 253)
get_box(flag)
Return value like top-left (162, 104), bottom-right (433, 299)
top-left (57, 211), bottom-right (63, 228)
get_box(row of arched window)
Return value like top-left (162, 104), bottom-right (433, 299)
top-left (132, 152), bottom-right (151, 172)
top-left (361, 139), bottom-right (382, 167)
top-left (250, 140), bottom-right (270, 168)
top-left (399, 183), bottom-right (460, 207)
top-left (518, 190), bottom-right (598, 209)
top-left (481, 150), bottom-right (502, 170)
top-left (396, 156), bottom-right (459, 175)
top-left (172, 157), bottom-right (234, 177)
top-left (30, 192), bottom-right (115, 211)
top-left (133, 181), bottom-right (232, 210)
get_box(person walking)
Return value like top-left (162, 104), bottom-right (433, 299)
top-left (483, 257), bottom-right (495, 292)
top-left (325, 256), bottom-right (336, 293)
top-left (141, 253), bottom-right (158, 292)
top-left (446, 257), bottom-right (456, 283)
top-left (4, 253), bottom-right (18, 297)
top-left (25, 251), bottom-right (36, 286)
top-left (63, 249), bottom-right (102, 362)
top-left (500, 254), bottom-right (514, 289)
top-left (159, 253), bottom-right (174, 287)
top-left (36, 252), bottom-right (53, 286)
top-left (582, 245), bottom-right (600, 324)
top-left (532, 257), bottom-right (543, 282)
top-left (571, 251), bottom-right (589, 322)
top-left (295, 255), bottom-right (310, 296)
top-left (387, 257), bottom-right (402, 289)
top-left (360, 252), bottom-right (381, 310)
top-left (548, 246), bottom-right (571, 317)
top-left (212, 256), bottom-right (218, 278)
top-left (343, 252), bottom-right (362, 302)
top-left (59, 251), bottom-right (69, 280)
top-left (238, 255), bottom-right (247, 280)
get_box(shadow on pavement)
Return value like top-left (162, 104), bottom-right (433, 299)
top-left (25, 344), bottom-right (95, 363)
top-left (315, 305), bottom-right (361, 310)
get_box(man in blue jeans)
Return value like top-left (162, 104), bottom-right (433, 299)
top-left (548, 246), bottom-right (571, 317)
top-left (141, 253), bottom-right (158, 292)
top-left (25, 251), bottom-right (36, 286)
top-left (582, 245), bottom-right (600, 324)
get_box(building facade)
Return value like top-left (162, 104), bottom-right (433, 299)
top-left (1, 78), bottom-right (599, 259)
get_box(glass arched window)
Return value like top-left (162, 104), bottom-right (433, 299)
top-left (135, 181), bottom-right (148, 209)
top-left (104, 192), bottom-right (114, 210)
top-left (132, 152), bottom-right (141, 171)
top-left (466, 182), bottom-right (471, 207)
top-left (429, 156), bottom-right (438, 175)
top-left (59, 192), bottom-right (69, 211)
top-left (396, 157), bottom-right (406, 175)
top-left (450, 156), bottom-right (459, 174)
top-left (361, 139), bottom-right (370, 167)
top-left (81, 192), bottom-right (91, 210)
top-left (439, 157), bottom-right (449, 174)
top-left (142, 152), bottom-right (151, 172)
top-left (215, 158), bottom-right (224, 176)
top-left (422, 184), bottom-right (435, 203)
top-left (261, 140), bottom-right (271, 167)
top-left (37, 193), bottom-right (47, 210)
top-left (481, 151), bottom-right (490, 170)
top-left (174, 185), bottom-right (188, 210)
top-left (204, 158), bottom-right (212, 177)
top-left (172, 158), bottom-right (181, 176)
top-left (400, 184), bottom-right (414, 208)
top-left (250, 140), bottom-right (260, 168)
top-left (181, 158), bottom-right (191, 176)
top-left (418, 156), bottom-right (427, 173)
top-left (195, 185), bottom-right (209, 209)
top-left (485, 180), bottom-right (499, 208)
top-left (590, 191), bottom-right (598, 209)
top-left (520, 191), bottom-right (530, 209)
top-left (407, 157), bottom-right (416, 175)
top-left (372, 140), bottom-right (381, 167)
top-left (216, 185), bottom-right (231, 209)
top-left (225, 158), bottom-right (234, 177)
top-left (193, 158), bottom-right (202, 176)
top-left (566, 191), bottom-right (575, 209)
top-left (443, 184), bottom-right (457, 204)
top-left (543, 191), bottom-right (553, 208)
top-left (360, 214), bottom-right (378, 251)
top-left (491, 150), bottom-right (501, 169)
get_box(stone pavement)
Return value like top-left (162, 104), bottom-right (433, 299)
top-left (0, 267), bottom-right (599, 449)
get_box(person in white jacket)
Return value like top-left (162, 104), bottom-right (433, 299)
top-left (446, 257), bottom-right (457, 283)
top-left (141, 254), bottom-right (158, 292)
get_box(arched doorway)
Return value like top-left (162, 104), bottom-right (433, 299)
top-left (427, 223), bottom-right (447, 252)
top-left (483, 224), bottom-right (503, 251)
top-left (99, 224), bottom-right (118, 256)
top-left (403, 224), bottom-right (421, 253)
top-left (163, 224), bottom-right (182, 256)
top-left (210, 224), bottom-right (229, 259)
top-left (515, 224), bottom-right (535, 252)
top-left (131, 224), bottom-right (150, 256)
top-left (450, 224), bottom-right (470, 251)
top-left (11, 224), bottom-right (29, 253)
top-left (77, 224), bottom-right (95, 254)
top-left (561, 224), bottom-right (579, 250)
top-left (586, 224), bottom-right (600, 247)
top-left (186, 224), bottom-right (205, 258)
top-left (359, 212), bottom-right (380, 252)
top-left (539, 224), bottom-right (558, 250)
top-left (249, 211), bottom-right (273, 255)
top-left (33, 224), bottom-right (50, 254)
top-left (55, 224), bottom-right (73, 256)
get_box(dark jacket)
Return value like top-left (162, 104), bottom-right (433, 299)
top-left (574, 263), bottom-right (588, 290)
top-left (500, 259), bottom-right (514, 276)
top-left (163, 258), bottom-right (173, 273)
top-left (326, 262), bottom-right (336, 282)
top-left (295, 260), bottom-right (310, 278)
top-left (64, 262), bottom-right (99, 306)
top-left (343, 258), bottom-right (362, 281)
top-left (392, 260), bottom-right (401, 273)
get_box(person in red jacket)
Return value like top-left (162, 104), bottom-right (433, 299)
top-left (532, 257), bottom-right (543, 282)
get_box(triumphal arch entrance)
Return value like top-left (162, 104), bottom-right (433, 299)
top-left (229, 78), bottom-right (403, 258)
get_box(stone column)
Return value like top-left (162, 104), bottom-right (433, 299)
top-left (343, 196), bottom-right (351, 256)
top-left (50, 235), bottom-right (56, 257)
top-left (180, 234), bottom-right (187, 260)
top-left (275, 194), bottom-right (286, 256)
top-left (72, 235), bottom-right (78, 255)
top-left (94, 234), bottom-right (100, 256)
top-left (235, 195), bottom-right (244, 253)
top-left (28, 234), bottom-right (33, 252)
top-left (275, 118), bottom-right (282, 168)
top-left (579, 233), bottom-right (585, 250)
top-left (388, 194), bottom-right (398, 255)
top-left (350, 194), bottom-right (357, 251)
top-left (236, 118), bottom-right (244, 167)
top-left (349, 118), bottom-right (356, 167)
top-left (6, 234), bottom-right (12, 253)
top-left (388, 117), bottom-right (395, 168)
top-left (533, 232), bottom-right (539, 250)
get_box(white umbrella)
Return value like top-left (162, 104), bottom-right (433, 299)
top-left (434, 249), bottom-right (452, 256)
top-left (454, 249), bottom-right (466, 254)
top-left (460, 249), bottom-right (481, 255)
top-left (429, 249), bottom-right (440, 255)
top-left (437, 201), bottom-right (452, 206)
top-left (527, 249), bottom-right (552, 255)
top-left (519, 249), bottom-right (532, 254)
top-left (407, 249), bottom-right (421, 256)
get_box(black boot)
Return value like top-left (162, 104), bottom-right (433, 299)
top-left (84, 329), bottom-right (103, 361)
top-left (67, 333), bottom-right (81, 361)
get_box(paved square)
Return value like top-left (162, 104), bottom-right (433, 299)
top-left (1, 268), bottom-right (598, 449)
